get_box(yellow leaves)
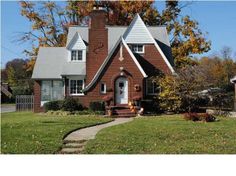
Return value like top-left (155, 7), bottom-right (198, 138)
top-left (25, 58), bottom-right (36, 73)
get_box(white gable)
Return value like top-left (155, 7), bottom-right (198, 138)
top-left (123, 14), bottom-right (154, 44)
top-left (67, 32), bottom-right (86, 50)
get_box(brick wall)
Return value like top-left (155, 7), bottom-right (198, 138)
top-left (69, 44), bottom-right (145, 108)
top-left (33, 80), bottom-right (44, 113)
top-left (86, 10), bottom-right (108, 83)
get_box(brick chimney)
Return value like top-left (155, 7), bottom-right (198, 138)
top-left (86, 5), bottom-right (108, 84)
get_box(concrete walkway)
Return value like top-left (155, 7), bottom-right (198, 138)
top-left (1, 104), bottom-right (16, 113)
top-left (60, 118), bottom-right (134, 154)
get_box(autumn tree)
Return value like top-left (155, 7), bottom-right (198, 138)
top-left (198, 53), bottom-right (236, 90)
top-left (157, 65), bottom-right (212, 112)
top-left (19, 1), bottom-right (70, 72)
top-left (19, 0), bottom-right (210, 71)
top-left (159, 1), bottom-right (211, 68)
top-left (3, 58), bottom-right (34, 96)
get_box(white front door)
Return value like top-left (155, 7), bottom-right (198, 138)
top-left (115, 77), bottom-right (128, 104)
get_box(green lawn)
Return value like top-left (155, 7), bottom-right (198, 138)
top-left (84, 115), bottom-right (236, 154)
top-left (1, 112), bottom-right (112, 154)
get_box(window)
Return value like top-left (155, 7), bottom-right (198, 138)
top-left (71, 50), bottom-right (83, 61)
top-left (70, 80), bottom-right (84, 95)
top-left (41, 80), bottom-right (64, 102)
top-left (100, 82), bottom-right (106, 94)
top-left (131, 44), bottom-right (144, 53)
top-left (146, 79), bottom-right (159, 95)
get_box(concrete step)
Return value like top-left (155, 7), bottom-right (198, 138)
top-left (63, 139), bottom-right (87, 144)
top-left (63, 142), bottom-right (85, 148)
top-left (60, 147), bottom-right (84, 154)
top-left (116, 114), bottom-right (136, 118)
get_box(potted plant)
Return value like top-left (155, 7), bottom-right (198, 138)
top-left (106, 106), bottom-right (113, 116)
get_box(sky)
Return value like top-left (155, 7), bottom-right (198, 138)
top-left (1, 1), bottom-right (236, 69)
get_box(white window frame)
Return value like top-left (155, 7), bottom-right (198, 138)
top-left (100, 82), bottom-right (106, 94)
top-left (131, 44), bottom-right (145, 54)
top-left (40, 80), bottom-right (64, 106)
top-left (146, 79), bottom-right (159, 95)
top-left (71, 50), bottom-right (83, 62)
top-left (69, 79), bottom-right (84, 96)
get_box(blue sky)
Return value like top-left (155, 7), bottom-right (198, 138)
top-left (1, 1), bottom-right (236, 68)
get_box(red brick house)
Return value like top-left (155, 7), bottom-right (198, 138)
top-left (32, 7), bottom-right (175, 113)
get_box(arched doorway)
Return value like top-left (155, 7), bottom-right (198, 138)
top-left (115, 77), bottom-right (128, 104)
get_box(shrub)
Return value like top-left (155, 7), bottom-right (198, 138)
top-left (141, 100), bottom-right (160, 114)
top-left (183, 113), bottom-right (216, 122)
top-left (183, 113), bottom-right (199, 121)
top-left (62, 97), bottom-right (83, 112)
top-left (44, 100), bottom-right (63, 112)
top-left (89, 101), bottom-right (105, 111)
top-left (198, 113), bottom-right (216, 122)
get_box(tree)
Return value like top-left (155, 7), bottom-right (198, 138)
top-left (159, 1), bottom-right (211, 68)
top-left (157, 75), bottom-right (182, 112)
top-left (19, 0), bottom-right (210, 70)
top-left (198, 52), bottom-right (236, 90)
top-left (157, 65), bottom-right (212, 112)
top-left (221, 46), bottom-right (232, 60)
top-left (3, 58), bottom-right (34, 96)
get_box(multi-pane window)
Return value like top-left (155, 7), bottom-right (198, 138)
top-left (100, 82), bottom-right (106, 94)
top-left (131, 44), bottom-right (144, 53)
top-left (70, 80), bottom-right (84, 95)
top-left (71, 50), bottom-right (83, 61)
top-left (146, 79), bottom-right (159, 95)
top-left (41, 80), bottom-right (64, 102)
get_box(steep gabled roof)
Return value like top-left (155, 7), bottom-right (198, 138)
top-left (124, 14), bottom-right (175, 73)
top-left (66, 32), bottom-right (86, 50)
top-left (123, 14), bottom-right (154, 43)
top-left (83, 37), bottom-right (147, 92)
top-left (32, 47), bottom-right (86, 79)
top-left (66, 25), bottom-right (174, 65)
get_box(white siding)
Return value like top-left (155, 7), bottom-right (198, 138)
top-left (123, 15), bottom-right (154, 44)
top-left (70, 33), bottom-right (86, 50)
top-left (67, 33), bottom-right (86, 62)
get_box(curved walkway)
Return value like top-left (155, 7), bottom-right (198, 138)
top-left (60, 118), bottom-right (134, 154)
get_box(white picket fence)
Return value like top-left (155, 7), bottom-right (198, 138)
top-left (16, 95), bottom-right (34, 111)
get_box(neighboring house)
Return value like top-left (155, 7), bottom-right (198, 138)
top-left (1, 82), bottom-right (13, 103)
top-left (230, 76), bottom-right (236, 111)
top-left (32, 6), bottom-right (175, 113)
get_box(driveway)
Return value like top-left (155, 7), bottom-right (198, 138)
top-left (1, 104), bottom-right (16, 113)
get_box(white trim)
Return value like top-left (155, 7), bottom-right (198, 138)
top-left (70, 50), bottom-right (83, 61)
top-left (130, 44), bottom-right (145, 54)
top-left (100, 82), bottom-right (106, 94)
top-left (122, 38), bottom-right (147, 77)
top-left (137, 14), bottom-right (175, 74)
top-left (125, 14), bottom-right (175, 74)
top-left (83, 37), bottom-right (147, 92)
top-left (69, 79), bottom-right (85, 96)
top-left (153, 39), bottom-right (175, 74)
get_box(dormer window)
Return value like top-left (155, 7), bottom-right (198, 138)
top-left (131, 44), bottom-right (144, 53)
top-left (71, 50), bottom-right (83, 61)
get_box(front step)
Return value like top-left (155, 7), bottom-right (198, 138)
top-left (59, 140), bottom-right (88, 154)
top-left (110, 105), bottom-right (138, 118)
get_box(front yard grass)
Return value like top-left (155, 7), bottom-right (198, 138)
top-left (1, 112), bottom-right (112, 154)
top-left (84, 115), bottom-right (236, 154)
